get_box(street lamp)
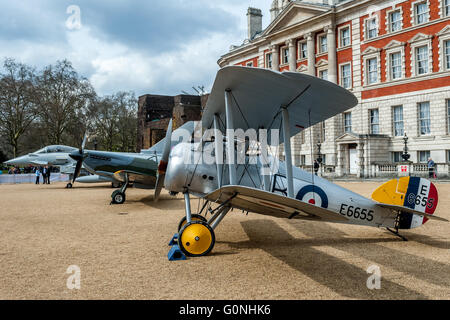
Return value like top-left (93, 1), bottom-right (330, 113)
top-left (402, 133), bottom-right (410, 162)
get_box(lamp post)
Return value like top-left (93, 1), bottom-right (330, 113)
top-left (402, 133), bottom-right (411, 176)
top-left (317, 141), bottom-right (323, 176)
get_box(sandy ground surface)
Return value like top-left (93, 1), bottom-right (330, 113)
top-left (0, 181), bottom-right (449, 300)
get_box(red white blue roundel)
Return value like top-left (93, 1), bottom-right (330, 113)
top-left (296, 185), bottom-right (329, 208)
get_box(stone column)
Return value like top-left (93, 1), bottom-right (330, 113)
top-left (271, 44), bottom-right (280, 72)
top-left (306, 32), bottom-right (316, 76)
top-left (287, 39), bottom-right (297, 72)
top-left (325, 25), bottom-right (337, 84)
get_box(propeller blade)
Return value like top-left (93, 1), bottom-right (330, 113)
top-left (73, 157), bottom-right (83, 183)
top-left (154, 119), bottom-right (173, 202)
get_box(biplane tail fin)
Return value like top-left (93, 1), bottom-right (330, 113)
top-left (372, 177), bottom-right (440, 229)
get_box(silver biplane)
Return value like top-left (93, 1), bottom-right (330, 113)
top-left (156, 66), bottom-right (448, 258)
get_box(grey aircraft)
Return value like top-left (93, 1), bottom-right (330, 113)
top-left (69, 121), bottom-right (195, 204)
top-left (4, 145), bottom-right (116, 188)
top-left (157, 66), bottom-right (448, 258)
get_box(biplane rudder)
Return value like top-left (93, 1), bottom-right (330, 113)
top-left (372, 177), bottom-right (439, 229)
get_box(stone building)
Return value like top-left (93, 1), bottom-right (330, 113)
top-left (137, 94), bottom-right (206, 151)
top-left (218, 0), bottom-right (450, 177)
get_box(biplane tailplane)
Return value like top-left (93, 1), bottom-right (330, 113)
top-left (372, 177), bottom-right (439, 229)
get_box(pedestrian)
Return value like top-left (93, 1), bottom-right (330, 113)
top-left (35, 167), bottom-right (41, 184)
top-left (427, 157), bottom-right (435, 179)
top-left (314, 160), bottom-right (320, 176)
top-left (47, 166), bottom-right (51, 184)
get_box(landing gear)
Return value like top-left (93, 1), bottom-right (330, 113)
top-left (178, 214), bottom-right (207, 232)
top-left (111, 190), bottom-right (126, 205)
top-left (178, 221), bottom-right (215, 257)
top-left (66, 183), bottom-right (73, 189)
top-left (386, 227), bottom-right (408, 241)
top-left (111, 173), bottom-right (128, 205)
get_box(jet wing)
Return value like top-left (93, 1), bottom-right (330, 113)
top-left (113, 170), bottom-right (157, 187)
top-left (375, 203), bottom-right (449, 222)
top-left (205, 185), bottom-right (348, 222)
top-left (29, 160), bottom-right (49, 166)
top-left (202, 66), bottom-right (358, 144)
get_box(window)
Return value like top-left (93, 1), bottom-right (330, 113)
top-left (446, 0), bottom-right (450, 17)
top-left (415, 2), bottom-right (428, 25)
top-left (447, 100), bottom-right (450, 134)
top-left (418, 102), bottom-right (431, 135)
top-left (319, 69), bottom-right (328, 80)
top-left (340, 27), bottom-right (350, 47)
top-left (266, 53), bottom-right (273, 69)
top-left (416, 45), bottom-right (429, 74)
top-left (419, 151), bottom-right (430, 163)
top-left (299, 42), bottom-right (307, 59)
top-left (246, 62), bottom-right (253, 67)
top-left (389, 10), bottom-right (402, 32)
top-left (392, 152), bottom-right (403, 163)
top-left (367, 58), bottom-right (378, 84)
top-left (366, 18), bottom-right (378, 39)
top-left (301, 155), bottom-right (306, 166)
top-left (321, 122), bottom-right (326, 142)
top-left (282, 47), bottom-right (289, 64)
top-left (344, 112), bottom-right (352, 133)
top-left (319, 35), bottom-right (328, 53)
top-left (390, 52), bottom-right (402, 80)
top-left (445, 40), bottom-right (450, 70)
top-left (393, 105), bottom-right (404, 136)
top-left (340, 64), bottom-right (352, 89)
top-left (370, 109), bottom-right (380, 134)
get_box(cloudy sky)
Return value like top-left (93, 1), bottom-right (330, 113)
top-left (0, 0), bottom-right (272, 97)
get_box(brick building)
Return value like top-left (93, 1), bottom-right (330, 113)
top-left (137, 94), bottom-right (206, 151)
top-left (218, 0), bottom-right (450, 177)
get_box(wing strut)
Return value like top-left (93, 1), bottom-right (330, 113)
top-left (213, 114), bottom-right (223, 188)
top-left (225, 89), bottom-right (237, 185)
top-left (281, 107), bottom-right (294, 198)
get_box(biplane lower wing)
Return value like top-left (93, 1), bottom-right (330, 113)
top-left (113, 170), bottom-right (157, 187)
top-left (205, 185), bottom-right (348, 222)
top-left (375, 203), bottom-right (448, 222)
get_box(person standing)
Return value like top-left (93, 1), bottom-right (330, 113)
top-left (314, 160), bottom-right (320, 176)
top-left (35, 167), bottom-right (41, 184)
top-left (42, 166), bottom-right (48, 184)
top-left (427, 157), bottom-right (435, 179)
top-left (47, 166), bottom-right (51, 184)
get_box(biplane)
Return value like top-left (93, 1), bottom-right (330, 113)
top-left (155, 66), bottom-right (448, 258)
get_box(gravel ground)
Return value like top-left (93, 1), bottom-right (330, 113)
top-left (0, 181), bottom-right (449, 300)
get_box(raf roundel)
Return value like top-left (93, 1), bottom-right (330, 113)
top-left (296, 185), bottom-right (329, 209)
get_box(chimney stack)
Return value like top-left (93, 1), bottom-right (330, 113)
top-left (247, 7), bottom-right (263, 40)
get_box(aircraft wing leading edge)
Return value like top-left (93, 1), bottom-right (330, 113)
top-left (205, 185), bottom-right (348, 222)
top-left (202, 66), bottom-right (358, 144)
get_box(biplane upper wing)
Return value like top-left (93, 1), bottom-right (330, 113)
top-left (113, 170), bottom-right (157, 187)
top-left (205, 185), bottom-right (348, 222)
top-left (375, 203), bottom-right (449, 222)
top-left (202, 66), bottom-right (358, 144)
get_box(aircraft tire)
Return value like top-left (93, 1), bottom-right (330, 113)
top-left (178, 221), bottom-right (215, 257)
top-left (66, 183), bottom-right (73, 189)
top-left (111, 191), bottom-right (126, 205)
top-left (177, 214), bottom-right (208, 232)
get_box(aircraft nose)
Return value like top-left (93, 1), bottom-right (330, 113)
top-left (5, 155), bottom-right (27, 165)
top-left (69, 150), bottom-right (83, 161)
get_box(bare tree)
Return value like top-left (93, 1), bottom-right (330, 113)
top-left (36, 60), bottom-right (95, 145)
top-left (0, 58), bottom-right (38, 158)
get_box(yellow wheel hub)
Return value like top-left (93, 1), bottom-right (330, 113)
top-left (180, 222), bottom-right (214, 256)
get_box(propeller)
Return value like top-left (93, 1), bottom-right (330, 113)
top-left (69, 134), bottom-right (88, 184)
top-left (154, 119), bottom-right (173, 202)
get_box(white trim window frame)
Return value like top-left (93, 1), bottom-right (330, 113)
top-left (438, 26), bottom-right (450, 71)
top-left (409, 34), bottom-right (433, 77)
top-left (386, 8), bottom-right (403, 33)
top-left (340, 62), bottom-right (352, 89)
top-left (364, 16), bottom-right (378, 40)
top-left (369, 108), bottom-right (380, 134)
top-left (447, 99), bottom-right (450, 134)
top-left (411, 0), bottom-right (430, 26)
top-left (419, 150), bottom-right (431, 163)
top-left (338, 25), bottom-right (351, 48)
top-left (384, 40), bottom-right (406, 81)
top-left (280, 46), bottom-right (289, 65)
top-left (316, 59), bottom-right (329, 81)
top-left (363, 54), bottom-right (380, 85)
top-left (319, 69), bottom-right (329, 81)
top-left (265, 52), bottom-right (273, 69)
top-left (317, 33), bottom-right (328, 54)
top-left (393, 105), bottom-right (404, 137)
top-left (344, 112), bottom-right (352, 133)
top-left (418, 101), bottom-right (431, 136)
top-left (298, 40), bottom-right (307, 60)
top-left (444, 0), bottom-right (450, 17)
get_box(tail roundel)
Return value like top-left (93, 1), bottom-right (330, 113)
top-left (372, 177), bottom-right (439, 229)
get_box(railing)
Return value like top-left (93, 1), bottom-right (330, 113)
top-left (378, 164), bottom-right (397, 172)
top-left (0, 173), bottom-right (69, 184)
top-left (413, 164), bottom-right (428, 172)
